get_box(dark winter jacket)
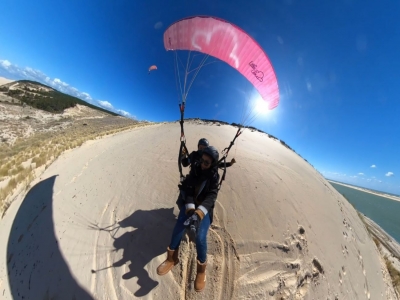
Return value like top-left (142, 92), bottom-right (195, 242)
top-left (177, 164), bottom-right (220, 223)
top-left (182, 150), bottom-right (234, 169)
top-left (181, 150), bottom-right (202, 168)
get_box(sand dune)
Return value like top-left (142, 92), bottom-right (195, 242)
top-left (0, 77), bottom-right (14, 86)
top-left (0, 122), bottom-right (397, 299)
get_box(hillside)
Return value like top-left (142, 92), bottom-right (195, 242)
top-left (0, 80), bottom-right (118, 115)
top-left (0, 80), bottom-right (135, 146)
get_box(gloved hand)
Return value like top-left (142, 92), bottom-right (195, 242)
top-left (185, 209), bottom-right (195, 217)
top-left (181, 148), bottom-right (188, 156)
top-left (184, 213), bottom-right (200, 241)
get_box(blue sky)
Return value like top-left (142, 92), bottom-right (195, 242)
top-left (1, 0), bottom-right (399, 195)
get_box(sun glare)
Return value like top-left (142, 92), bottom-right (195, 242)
top-left (254, 96), bottom-right (273, 116)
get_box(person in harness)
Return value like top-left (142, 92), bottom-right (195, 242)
top-left (181, 138), bottom-right (209, 168)
top-left (157, 146), bottom-right (220, 292)
top-left (181, 138), bottom-right (236, 171)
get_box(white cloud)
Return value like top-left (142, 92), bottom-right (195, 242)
top-left (0, 59), bottom-right (135, 118)
top-left (54, 78), bottom-right (68, 86)
top-left (358, 173), bottom-right (364, 176)
top-left (306, 81), bottom-right (312, 91)
top-left (117, 109), bottom-right (135, 119)
top-left (154, 21), bottom-right (163, 29)
top-left (81, 92), bottom-right (92, 101)
top-left (0, 60), bottom-right (11, 68)
top-left (370, 164), bottom-right (376, 168)
top-left (97, 100), bottom-right (113, 109)
top-left (277, 36), bottom-right (284, 44)
top-left (385, 172), bottom-right (394, 177)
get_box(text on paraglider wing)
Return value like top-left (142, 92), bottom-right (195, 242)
top-left (249, 61), bottom-right (264, 82)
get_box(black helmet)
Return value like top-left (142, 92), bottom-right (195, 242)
top-left (202, 146), bottom-right (219, 165)
top-left (198, 138), bottom-right (209, 147)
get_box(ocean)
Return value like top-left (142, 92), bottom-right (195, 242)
top-left (330, 182), bottom-right (400, 244)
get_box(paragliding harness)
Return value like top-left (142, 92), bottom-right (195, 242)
top-left (178, 103), bottom-right (241, 190)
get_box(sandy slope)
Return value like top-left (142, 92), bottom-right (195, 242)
top-left (0, 122), bottom-right (397, 299)
top-left (0, 77), bottom-right (14, 86)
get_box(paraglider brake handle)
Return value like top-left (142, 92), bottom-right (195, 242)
top-left (221, 148), bottom-right (229, 156)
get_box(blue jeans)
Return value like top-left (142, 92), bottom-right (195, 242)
top-left (169, 206), bottom-right (211, 263)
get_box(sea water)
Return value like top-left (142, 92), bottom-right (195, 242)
top-left (330, 182), bottom-right (400, 244)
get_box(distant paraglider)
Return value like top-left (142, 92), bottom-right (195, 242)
top-left (148, 65), bottom-right (157, 74)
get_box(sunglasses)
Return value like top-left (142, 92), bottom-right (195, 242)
top-left (200, 158), bottom-right (212, 166)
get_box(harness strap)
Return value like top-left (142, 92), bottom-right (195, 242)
top-left (217, 157), bottom-right (227, 190)
top-left (178, 103), bottom-right (189, 182)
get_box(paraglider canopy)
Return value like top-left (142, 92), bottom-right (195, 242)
top-left (163, 16), bottom-right (279, 110)
top-left (148, 65), bottom-right (157, 74)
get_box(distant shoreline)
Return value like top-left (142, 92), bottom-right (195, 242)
top-left (327, 180), bottom-right (400, 203)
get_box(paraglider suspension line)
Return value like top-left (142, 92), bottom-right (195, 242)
top-left (217, 127), bottom-right (242, 189)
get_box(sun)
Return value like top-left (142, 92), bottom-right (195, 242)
top-left (253, 95), bottom-right (273, 116)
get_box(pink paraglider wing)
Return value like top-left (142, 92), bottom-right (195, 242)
top-left (148, 65), bottom-right (158, 72)
top-left (163, 16), bottom-right (279, 109)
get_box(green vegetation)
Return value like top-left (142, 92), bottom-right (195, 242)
top-left (353, 202), bottom-right (400, 295)
top-left (2, 80), bottom-right (119, 116)
top-left (384, 256), bottom-right (400, 294)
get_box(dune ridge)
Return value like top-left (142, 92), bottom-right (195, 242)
top-left (0, 121), bottom-right (397, 299)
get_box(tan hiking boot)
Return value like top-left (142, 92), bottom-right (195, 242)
top-left (194, 259), bottom-right (207, 292)
top-left (156, 247), bottom-right (179, 276)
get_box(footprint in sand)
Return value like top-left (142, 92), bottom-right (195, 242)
top-left (173, 224), bottom-right (240, 300)
top-left (235, 226), bottom-right (325, 299)
top-left (364, 281), bottom-right (370, 299)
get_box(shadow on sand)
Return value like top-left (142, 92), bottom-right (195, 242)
top-left (6, 175), bottom-right (93, 299)
top-left (7, 175), bottom-right (178, 298)
top-left (92, 207), bottom-right (177, 297)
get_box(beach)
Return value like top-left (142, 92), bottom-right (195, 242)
top-left (328, 180), bottom-right (400, 203)
top-left (0, 121), bottom-right (398, 299)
